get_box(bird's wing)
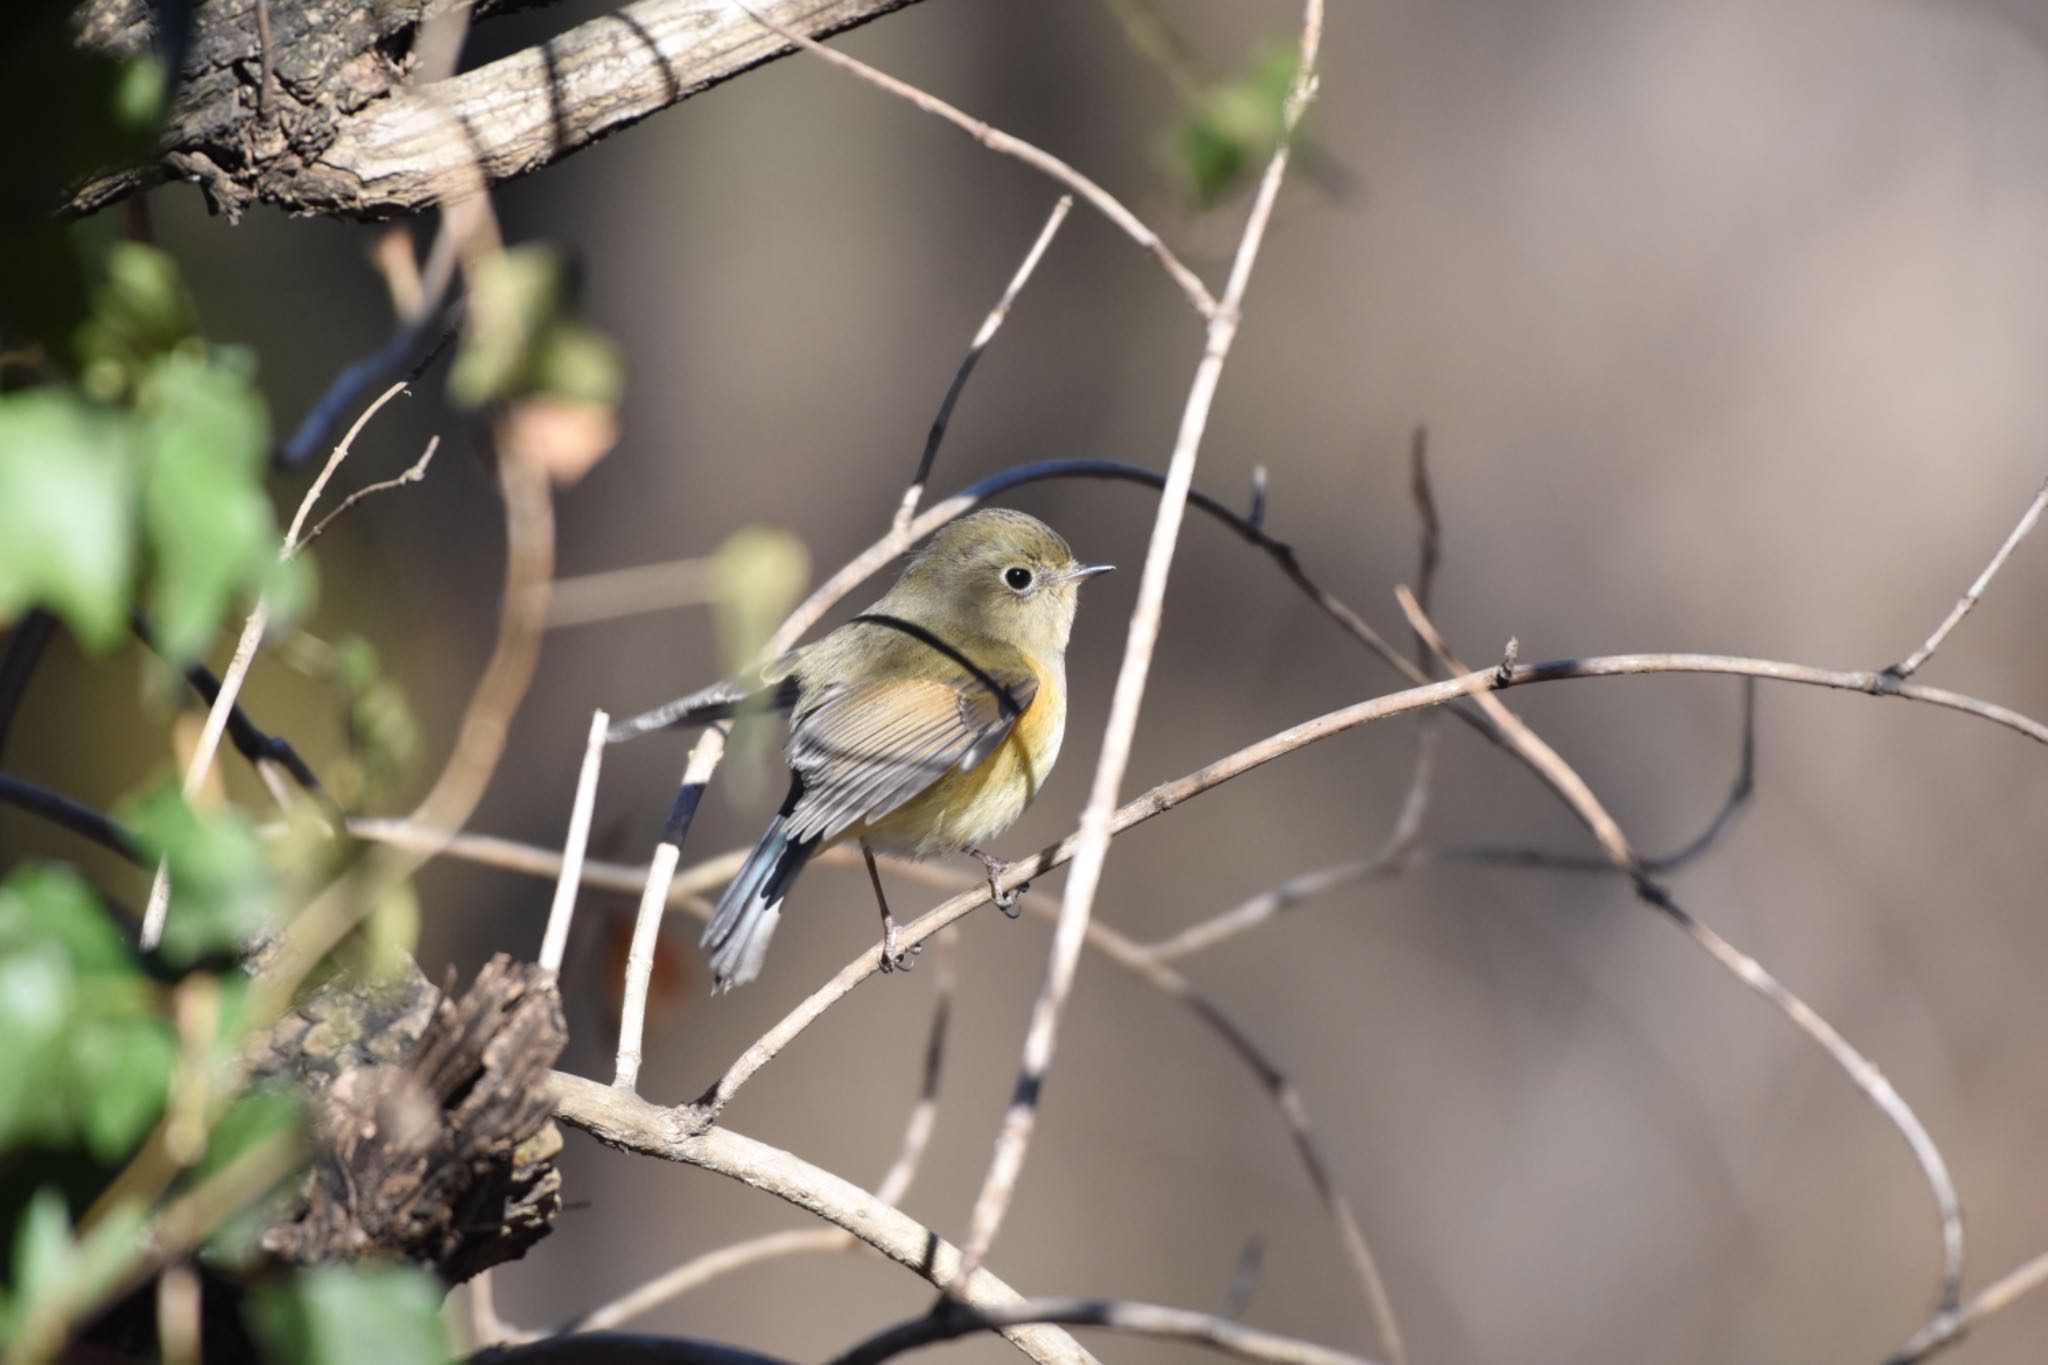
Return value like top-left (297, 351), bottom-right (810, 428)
top-left (781, 636), bottom-right (1037, 844)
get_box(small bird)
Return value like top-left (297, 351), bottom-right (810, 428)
top-left (700, 508), bottom-right (1110, 991)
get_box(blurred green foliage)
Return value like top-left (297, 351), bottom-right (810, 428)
top-left (247, 1264), bottom-right (450, 1365)
top-left (0, 241), bottom-right (297, 662)
top-left (1166, 45), bottom-right (1302, 208)
top-left (449, 244), bottom-right (623, 409)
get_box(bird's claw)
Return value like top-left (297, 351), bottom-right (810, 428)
top-left (971, 848), bottom-right (1026, 918)
top-left (990, 879), bottom-right (1026, 918)
top-left (880, 918), bottom-right (922, 974)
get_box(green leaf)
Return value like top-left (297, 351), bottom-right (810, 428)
top-left (0, 864), bottom-right (134, 978)
top-left (122, 783), bottom-right (275, 966)
top-left (11, 1188), bottom-right (73, 1312)
top-left (449, 245), bottom-right (624, 411)
top-left (137, 349), bottom-right (276, 661)
top-left (247, 1264), bottom-right (451, 1365)
top-left (74, 242), bottom-right (200, 400)
top-left (449, 245), bottom-right (564, 408)
top-left (712, 526), bottom-right (810, 679)
top-left (0, 940), bottom-right (76, 1152)
top-left (1168, 44), bottom-right (1299, 208)
top-left (68, 1014), bottom-right (175, 1163)
top-left (0, 388), bottom-right (137, 650)
top-left (528, 319), bottom-right (625, 406)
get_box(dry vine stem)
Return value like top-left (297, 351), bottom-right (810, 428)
top-left (954, 0), bottom-right (1328, 1300)
top-left (1392, 588), bottom-right (1968, 1328)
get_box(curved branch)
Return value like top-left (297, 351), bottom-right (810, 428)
top-left (546, 1075), bottom-right (1098, 1365)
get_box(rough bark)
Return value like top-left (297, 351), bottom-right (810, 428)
top-left (68, 0), bottom-right (923, 221)
top-left (257, 952), bottom-right (568, 1282)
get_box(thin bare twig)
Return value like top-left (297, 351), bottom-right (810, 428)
top-left (141, 377), bottom-right (413, 949)
top-left (895, 196), bottom-right (1074, 536)
top-left (1394, 588), bottom-right (1966, 1328)
top-left (299, 435), bottom-right (441, 548)
top-left (1885, 1246), bottom-right (2048, 1364)
top-left (548, 1078), bottom-right (1099, 1365)
top-left (540, 708), bottom-right (611, 974)
top-left (954, 0), bottom-right (1326, 1294)
top-left (564, 1229), bottom-right (851, 1336)
top-left (617, 723), bottom-right (729, 1090)
top-left (1884, 476), bottom-right (2048, 681)
top-left (743, 7), bottom-right (1217, 320)
top-left (828, 1296), bottom-right (1378, 1365)
top-left (564, 931), bottom-right (957, 1335)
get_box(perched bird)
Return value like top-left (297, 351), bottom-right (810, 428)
top-left (699, 508), bottom-right (1111, 991)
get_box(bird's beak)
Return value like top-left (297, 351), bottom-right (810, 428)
top-left (1064, 563), bottom-right (1115, 583)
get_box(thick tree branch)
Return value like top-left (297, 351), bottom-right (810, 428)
top-left (70, 0), bottom-right (926, 220)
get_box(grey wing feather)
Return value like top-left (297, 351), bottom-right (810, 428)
top-left (780, 663), bottom-right (1037, 844)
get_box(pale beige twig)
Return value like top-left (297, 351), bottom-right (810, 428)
top-left (299, 435), bottom-right (441, 549)
top-left (565, 932), bottom-right (955, 1335)
top-left (567, 1229), bottom-right (851, 1335)
top-left (140, 377), bottom-right (413, 950)
top-left (540, 708), bottom-right (611, 974)
top-left (954, 0), bottom-right (1326, 1298)
top-left (617, 723), bottom-right (729, 1091)
top-left (1885, 475), bottom-right (2048, 681)
top-left (1394, 587), bottom-right (1966, 1329)
top-left (829, 1296), bottom-right (1380, 1365)
top-left (548, 1077), bottom-right (1098, 1365)
top-left (744, 6), bottom-right (1217, 320)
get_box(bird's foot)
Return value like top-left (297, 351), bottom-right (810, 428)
top-left (879, 913), bottom-right (922, 974)
top-left (970, 848), bottom-right (1026, 918)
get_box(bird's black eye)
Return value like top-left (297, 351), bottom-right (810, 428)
top-left (1003, 566), bottom-right (1035, 592)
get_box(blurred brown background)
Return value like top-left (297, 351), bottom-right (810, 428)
top-left (9, 0), bottom-right (2048, 1361)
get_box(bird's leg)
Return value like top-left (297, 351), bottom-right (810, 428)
top-left (863, 843), bottom-right (920, 974)
top-left (969, 847), bottom-right (1026, 918)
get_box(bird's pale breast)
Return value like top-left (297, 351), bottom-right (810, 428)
top-left (855, 653), bottom-right (1066, 858)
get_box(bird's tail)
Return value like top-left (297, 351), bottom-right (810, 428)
top-left (703, 808), bottom-right (815, 992)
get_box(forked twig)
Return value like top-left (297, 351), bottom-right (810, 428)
top-left (1884, 476), bottom-right (2048, 681)
top-left (141, 378), bottom-right (414, 949)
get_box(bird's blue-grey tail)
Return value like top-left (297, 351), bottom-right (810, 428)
top-left (703, 807), bottom-right (816, 992)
